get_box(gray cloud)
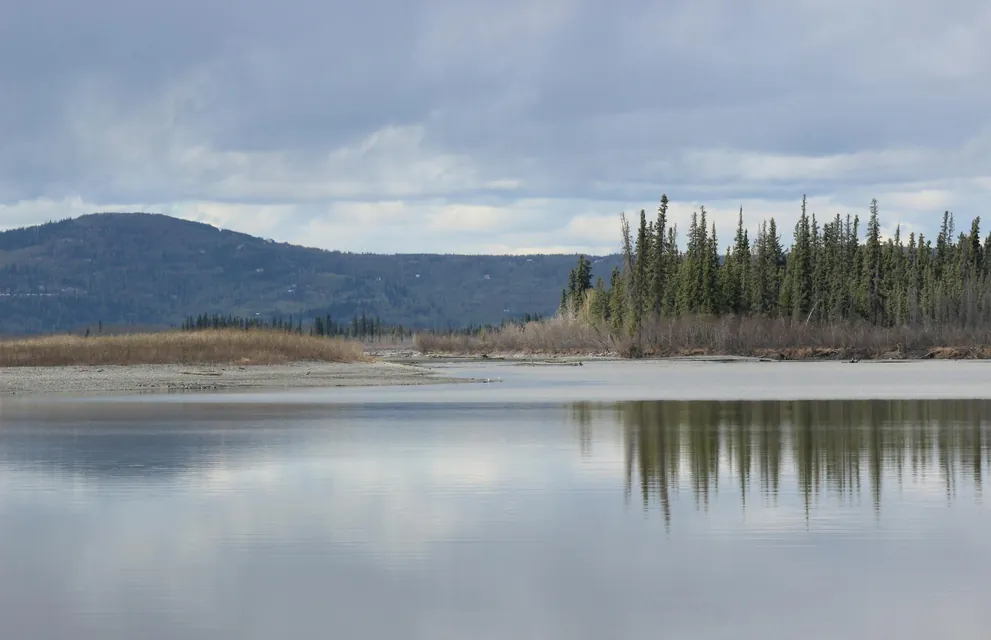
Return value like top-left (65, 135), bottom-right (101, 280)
top-left (1, 0), bottom-right (990, 252)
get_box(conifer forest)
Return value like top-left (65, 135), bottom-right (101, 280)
top-left (562, 195), bottom-right (991, 341)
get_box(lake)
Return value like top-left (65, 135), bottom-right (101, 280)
top-left (2, 361), bottom-right (990, 639)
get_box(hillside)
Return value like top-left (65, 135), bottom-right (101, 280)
top-left (0, 213), bottom-right (621, 334)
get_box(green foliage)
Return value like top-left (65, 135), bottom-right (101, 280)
top-left (722, 208), bottom-right (750, 315)
top-left (562, 254), bottom-right (594, 315)
top-left (649, 195), bottom-right (669, 316)
top-left (790, 196), bottom-right (813, 319)
top-left (608, 265), bottom-right (627, 336)
top-left (629, 210), bottom-right (653, 338)
top-left (570, 196), bottom-right (991, 344)
top-left (587, 277), bottom-right (610, 324)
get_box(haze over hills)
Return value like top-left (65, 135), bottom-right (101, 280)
top-left (0, 213), bottom-right (622, 335)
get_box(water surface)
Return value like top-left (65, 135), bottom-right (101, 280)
top-left (2, 364), bottom-right (990, 639)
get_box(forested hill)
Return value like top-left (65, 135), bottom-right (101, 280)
top-left (0, 213), bottom-right (622, 334)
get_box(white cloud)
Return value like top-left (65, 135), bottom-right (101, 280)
top-left (1, 0), bottom-right (990, 252)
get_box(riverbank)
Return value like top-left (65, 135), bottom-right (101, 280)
top-left (408, 315), bottom-right (991, 362)
top-left (372, 345), bottom-right (990, 363)
top-left (0, 361), bottom-right (472, 397)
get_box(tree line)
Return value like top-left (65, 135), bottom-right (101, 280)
top-left (181, 312), bottom-right (408, 340)
top-left (562, 195), bottom-right (991, 339)
top-left (180, 311), bottom-right (543, 341)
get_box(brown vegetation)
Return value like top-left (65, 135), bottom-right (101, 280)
top-left (0, 329), bottom-right (368, 367)
top-left (414, 317), bottom-right (615, 356)
top-left (414, 315), bottom-right (991, 360)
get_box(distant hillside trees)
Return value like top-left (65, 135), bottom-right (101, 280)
top-left (181, 312), bottom-right (403, 340)
top-left (180, 311), bottom-right (543, 341)
top-left (561, 195), bottom-right (991, 341)
top-left (0, 212), bottom-right (622, 335)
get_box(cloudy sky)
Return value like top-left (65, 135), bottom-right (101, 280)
top-left (1, 0), bottom-right (989, 254)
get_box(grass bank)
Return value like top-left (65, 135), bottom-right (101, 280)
top-left (0, 329), bottom-right (368, 367)
top-left (414, 315), bottom-right (991, 360)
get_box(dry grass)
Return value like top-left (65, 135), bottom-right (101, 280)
top-left (414, 315), bottom-right (991, 360)
top-left (0, 329), bottom-right (369, 367)
top-left (637, 316), bottom-right (991, 360)
top-left (414, 316), bottom-right (616, 356)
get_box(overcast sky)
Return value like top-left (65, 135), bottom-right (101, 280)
top-left (1, 0), bottom-right (989, 255)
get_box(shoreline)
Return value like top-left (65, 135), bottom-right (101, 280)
top-left (4, 345), bottom-right (989, 399)
top-left (369, 346), bottom-right (989, 364)
top-left (0, 361), bottom-right (474, 397)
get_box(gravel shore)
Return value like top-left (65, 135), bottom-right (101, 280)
top-left (0, 361), bottom-right (471, 397)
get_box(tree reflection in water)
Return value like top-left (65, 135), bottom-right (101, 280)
top-left (572, 399), bottom-right (990, 528)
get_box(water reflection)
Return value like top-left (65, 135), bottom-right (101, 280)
top-left (571, 400), bottom-right (991, 526)
top-left (3, 398), bottom-right (991, 639)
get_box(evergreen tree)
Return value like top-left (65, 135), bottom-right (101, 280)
top-left (790, 196), bottom-right (813, 319)
top-left (608, 266), bottom-right (627, 335)
top-left (676, 212), bottom-right (701, 314)
top-left (663, 225), bottom-right (679, 314)
top-left (810, 213), bottom-right (826, 321)
top-left (751, 220), bottom-right (783, 315)
top-left (650, 195), bottom-right (670, 317)
top-left (589, 276), bottom-right (609, 323)
top-left (702, 221), bottom-right (719, 314)
top-left (631, 210), bottom-right (651, 337)
top-left (726, 208), bottom-right (751, 314)
top-left (563, 254), bottom-right (593, 315)
top-left (861, 199), bottom-right (883, 324)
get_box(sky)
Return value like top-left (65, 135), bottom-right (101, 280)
top-left (1, 0), bottom-right (989, 255)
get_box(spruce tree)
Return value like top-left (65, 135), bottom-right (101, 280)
top-left (676, 212), bottom-right (701, 314)
top-left (608, 266), bottom-right (627, 335)
top-left (632, 210), bottom-right (651, 337)
top-left (728, 208), bottom-right (751, 314)
top-left (650, 195), bottom-right (670, 317)
top-left (810, 213), bottom-right (826, 322)
top-left (861, 199), bottom-right (883, 324)
top-left (790, 196), bottom-right (813, 319)
top-left (702, 221), bottom-right (719, 314)
top-left (663, 225), bottom-right (679, 314)
top-left (590, 277), bottom-right (609, 323)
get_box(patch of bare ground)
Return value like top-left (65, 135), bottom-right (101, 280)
top-left (0, 361), bottom-right (473, 397)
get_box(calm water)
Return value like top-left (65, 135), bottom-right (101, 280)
top-left (2, 363), bottom-right (991, 639)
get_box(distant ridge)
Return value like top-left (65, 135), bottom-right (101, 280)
top-left (0, 212), bottom-right (621, 334)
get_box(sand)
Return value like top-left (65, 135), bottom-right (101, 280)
top-left (0, 361), bottom-right (472, 397)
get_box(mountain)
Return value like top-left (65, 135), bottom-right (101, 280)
top-left (0, 213), bottom-right (622, 334)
